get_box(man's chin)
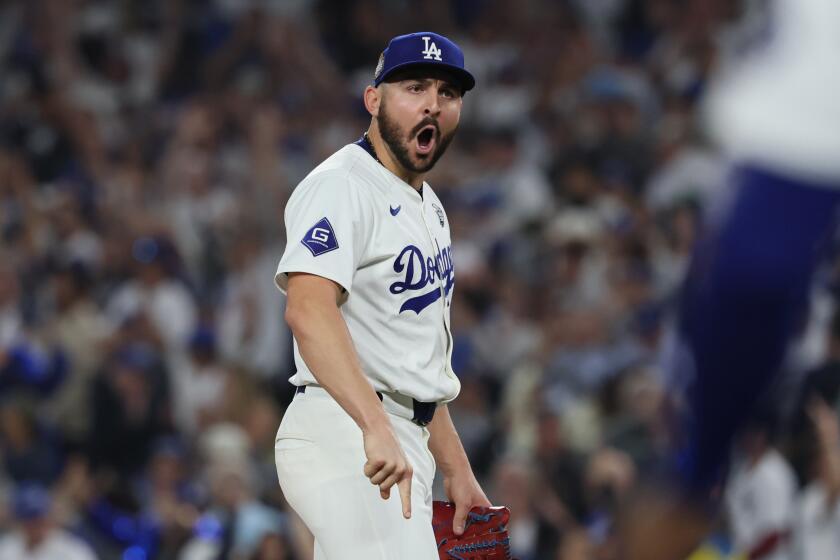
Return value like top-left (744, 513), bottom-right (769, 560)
top-left (387, 136), bottom-right (447, 174)
top-left (411, 155), bottom-right (435, 173)
top-left (409, 144), bottom-right (443, 170)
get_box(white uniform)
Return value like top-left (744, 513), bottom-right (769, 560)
top-left (273, 142), bottom-right (460, 559)
top-left (275, 144), bottom-right (460, 403)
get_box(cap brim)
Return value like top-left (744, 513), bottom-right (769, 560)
top-left (376, 62), bottom-right (475, 93)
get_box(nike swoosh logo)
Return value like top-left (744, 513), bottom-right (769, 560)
top-left (390, 205), bottom-right (401, 216)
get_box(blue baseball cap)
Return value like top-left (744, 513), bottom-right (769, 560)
top-left (374, 32), bottom-right (475, 93)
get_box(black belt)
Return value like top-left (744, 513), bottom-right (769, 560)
top-left (294, 385), bottom-right (438, 427)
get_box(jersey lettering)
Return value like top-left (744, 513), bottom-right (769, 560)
top-left (390, 244), bottom-right (454, 314)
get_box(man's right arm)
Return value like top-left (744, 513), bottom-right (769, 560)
top-left (284, 272), bottom-right (414, 517)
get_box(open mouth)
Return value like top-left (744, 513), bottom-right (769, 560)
top-left (415, 125), bottom-right (437, 155)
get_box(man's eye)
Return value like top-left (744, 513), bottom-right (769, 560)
top-left (440, 88), bottom-right (455, 98)
top-left (408, 83), bottom-right (423, 92)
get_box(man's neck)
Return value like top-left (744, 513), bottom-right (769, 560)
top-left (366, 127), bottom-right (425, 191)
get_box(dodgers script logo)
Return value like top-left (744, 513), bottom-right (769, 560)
top-left (390, 244), bottom-right (454, 314)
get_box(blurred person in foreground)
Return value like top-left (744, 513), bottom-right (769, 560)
top-left (620, 0), bottom-right (840, 558)
top-left (0, 483), bottom-right (97, 560)
top-left (792, 397), bottom-right (840, 559)
top-left (782, 312), bottom-right (840, 558)
top-left (723, 410), bottom-right (796, 560)
top-left (273, 31), bottom-right (490, 559)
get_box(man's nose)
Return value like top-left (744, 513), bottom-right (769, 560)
top-left (423, 89), bottom-right (441, 116)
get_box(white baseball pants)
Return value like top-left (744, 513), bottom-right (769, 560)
top-left (275, 386), bottom-right (439, 559)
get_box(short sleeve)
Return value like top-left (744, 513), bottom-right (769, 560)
top-left (275, 171), bottom-right (367, 296)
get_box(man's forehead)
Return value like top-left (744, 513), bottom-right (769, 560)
top-left (383, 66), bottom-right (463, 90)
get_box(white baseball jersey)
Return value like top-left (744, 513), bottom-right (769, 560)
top-left (275, 142), bottom-right (460, 403)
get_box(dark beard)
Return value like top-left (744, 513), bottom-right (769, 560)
top-left (376, 98), bottom-right (456, 174)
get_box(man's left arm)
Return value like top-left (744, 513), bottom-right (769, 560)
top-left (427, 403), bottom-right (491, 535)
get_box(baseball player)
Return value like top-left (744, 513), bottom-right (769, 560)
top-left (273, 32), bottom-right (490, 559)
top-left (621, 1), bottom-right (840, 558)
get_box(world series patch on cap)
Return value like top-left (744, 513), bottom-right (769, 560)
top-left (374, 31), bottom-right (476, 93)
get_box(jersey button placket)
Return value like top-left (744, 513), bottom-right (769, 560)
top-left (419, 200), bottom-right (447, 307)
top-left (419, 198), bottom-right (455, 380)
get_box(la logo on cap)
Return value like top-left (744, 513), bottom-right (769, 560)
top-left (421, 36), bottom-right (443, 61)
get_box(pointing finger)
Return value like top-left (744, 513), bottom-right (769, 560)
top-left (398, 473), bottom-right (412, 519)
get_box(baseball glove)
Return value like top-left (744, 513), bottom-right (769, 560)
top-left (432, 500), bottom-right (513, 560)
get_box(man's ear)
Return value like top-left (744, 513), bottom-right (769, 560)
top-left (363, 85), bottom-right (381, 117)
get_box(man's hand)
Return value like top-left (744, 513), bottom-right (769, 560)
top-left (432, 501), bottom-right (513, 559)
top-left (444, 470), bottom-right (491, 535)
top-left (363, 423), bottom-right (414, 519)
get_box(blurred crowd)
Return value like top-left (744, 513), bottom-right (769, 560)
top-left (1, 0), bottom-right (840, 559)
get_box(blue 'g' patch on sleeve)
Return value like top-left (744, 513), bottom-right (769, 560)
top-left (301, 217), bottom-right (339, 256)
